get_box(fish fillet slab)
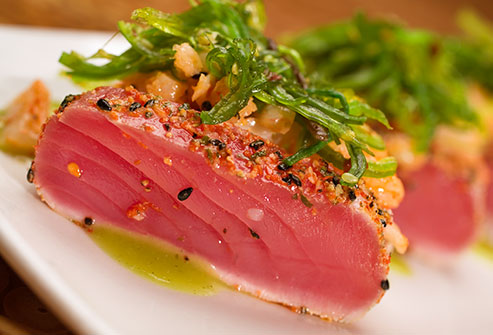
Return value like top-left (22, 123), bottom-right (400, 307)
top-left (33, 86), bottom-right (395, 321)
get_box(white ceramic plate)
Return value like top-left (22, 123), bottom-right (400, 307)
top-left (1, 24), bottom-right (493, 335)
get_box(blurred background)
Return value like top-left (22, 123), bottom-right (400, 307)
top-left (0, 0), bottom-right (492, 334)
top-left (1, 0), bottom-right (493, 36)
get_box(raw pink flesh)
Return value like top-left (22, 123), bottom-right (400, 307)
top-left (33, 87), bottom-right (388, 321)
top-left (486, 158), bottom-right (493, 235)
top-left (394, 163), bottom-right (477, 255)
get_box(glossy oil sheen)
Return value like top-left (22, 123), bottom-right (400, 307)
top-left (89, 224), bottom-right (224, 295)
top-left (474, 239), bottom-right (493, 264)
top-left (389, 252), bottom-right (412, 275)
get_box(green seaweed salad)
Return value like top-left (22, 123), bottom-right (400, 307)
top-left (289, 13), bottom-right (482, 152)
top-left (58, 0), bottom-right (397, 186)
top-left (448, 10), bottom-right (493, 93)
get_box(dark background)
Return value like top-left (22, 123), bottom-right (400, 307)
top-left (1, 0), bottom-right (492, 36)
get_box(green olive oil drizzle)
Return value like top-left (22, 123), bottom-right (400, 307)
top-left (89, 224), bottom-right (224, 295)
top-left (474, 239), bottom-right (493, 264)
top-left (389, 252), bottom-right (412, 276)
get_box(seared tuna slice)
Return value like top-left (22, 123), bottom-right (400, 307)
top-left (383, 128), bottom-right (487, 256)
top-left (33, 86), bottom-right (403, 321)
top-left (394, 163), bottom-right (481, 255)
top-left (485, 157), bottom-right (493, 240)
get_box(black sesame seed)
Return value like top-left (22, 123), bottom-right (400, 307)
top-left (319, 167), bottom-right (329, 177)
top-left (26, 164), bottom-right (34, 183)
top-left (144, 99), bottom-right (157, 108)
top-left (331, 175), bottom-right (340, 185)
top-left (177, 187), bottom-right (193, 201)
top-left (275, 151), bottom-right (283, 159)
top-left (380, 279), bottom-right (390, 290)
top-left (250, 150), bottom-right (266, 162)
top-left (164, 123), bottom-right (170, 131)
top-left (377, 209), bottom-right (384, 216)
top-left (380, 219), bottom-right (387, 227)
top-left (96, 98), bottom-right (112, 111)
top-left (129, 102), bottom-right (142, 112)
top-left (144, 111), bottom-right (154, 118)
top-left (369, 201), bottom-right (375, 208)
top-left (192, 71), bottom-right (208, 79)
top-left (282, 175), bottom-right (292, 185)
top-left (290, 174), bottom-right (302, 187)
top-left (348, 189), bottom-right (357, 201)
top-left (249, 140), bottom-right (265, 151)
top-left (84, 217), bottom-right (94, 226)
top-left (59, 94), bottom-right (77, 112)
top-left (249, 228), bottom-right (260, 239)
top-left (192, 133), bottom-right (198, 139)
top-left (210, 139), bottom-right (225, 149)
top-left (277, 163), bottom-right (290, 171)
top-left (201, 100), bottom-right (212, 110)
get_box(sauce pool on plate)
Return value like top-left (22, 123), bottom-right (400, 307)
top-left (89, 224), bottom-right (225, 295)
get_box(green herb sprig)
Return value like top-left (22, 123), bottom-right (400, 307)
top-left (446, 10), bottom-right (493, 92)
